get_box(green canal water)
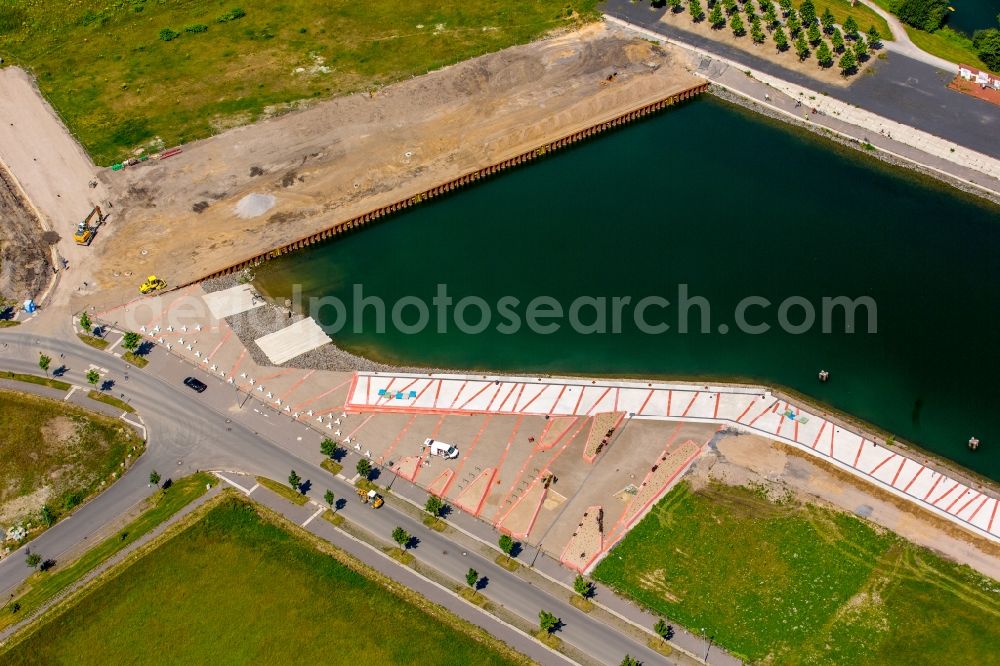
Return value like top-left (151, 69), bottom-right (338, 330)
top-left (946, 0), bottom-right (998, 36)
top-left (256, 96), bottom-right (1000, 481)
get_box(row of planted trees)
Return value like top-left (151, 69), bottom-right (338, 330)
top-left (659, 0), bottom-right (883, 75)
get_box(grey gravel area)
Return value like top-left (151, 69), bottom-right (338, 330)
top-left (709, 86), bottom-right (1000, 207)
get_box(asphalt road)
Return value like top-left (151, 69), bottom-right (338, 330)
top-left (601, 0), bottom-right (1000, 159)
top-left (0, 330), bottom-right (675, 665)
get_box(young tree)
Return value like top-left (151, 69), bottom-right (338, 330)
top-left (724, 0), bottom-right (737, 13)
top-left (799, 0), bottom-right (816, 25)
top-left (324, 489), bottom-right (335, 508)
top-left (38, 353), bottom-right (51, 376)
top-left (425, 494), bottom-right (444, 517)
top-left (973, 28), bottom-right (1000, 71)
top-left (356, 458), bottom-right (372, 480)
top-left (774, 26), bottom-right (790, 50)
top-left (795, 32), bottom-right (811, 59)
top-left (654, 618), bottom-right (673, 640)
top-left (149, 470), bottom-right (161, 486)
top-left (821, 7), bottom-right (835, 32)
top-left (710, 3), bottom-right (726, 27)
top-left (498, 533), bottom-right (515, 561)
top-left (573, 574), bottom-right (592, 598)
top-left (854, 35), bottom-right (868, 60)
top-left (466, 567), bottom-right (479, 590)
top-left (392, 526), bottom-right (411, 549)
top-left (866, 24), bottom-right (882, 48)
top-left (816, 40), bottom-right (834, 67)
top-left (831, 27), bottom-right (845, 52)
top-left (25, 553), bottom-right (41, 569)
top-left (122, 331), bottom-right (141, 353)
top-left (807, 21), bottom-right (822, 45)
top-left (538, 610), bottom-right (560, 634)
top-left (787, 11), bottom-right (801, 35)
top-left (79, 312), bottom-right (92, 333)
top-left (620, 657), bottom-right (640, 666)
top-left (744, 1), bottom-right (756, 20)
top-left (843, 15), bottom-right (859, 39)
top-left (779, 0), bottom-right (792, 14)
top-left (689, 0), bottom-right (705, 21)
top-left (839, 47), bottom-right (858, 74)
top-left (86, 369), bottom-right (100, 385)
top-left (668, 0), bottom-right (683, 12)
top-left (40, 505), bottom-right (55, 527)
top-left (731, 12), bottom-right (746, 35)
top-left (320, 438), bottom-right (337, 458)
top-left (764, 3), bottom-right (778, 27)
top-left (752, 21), bottom-right (766, 42)
top-left (288, 469), bottom-right (301, 491)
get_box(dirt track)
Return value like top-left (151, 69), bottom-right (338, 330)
top-left (77, 23), bottom-right (700, 310)
top-left (0, 164), bottom-right (51, 305)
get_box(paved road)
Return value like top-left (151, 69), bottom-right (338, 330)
top-left (0, 330), bottom-right (684, 666)
top-left (601, 0), bottom-right (1000, 159)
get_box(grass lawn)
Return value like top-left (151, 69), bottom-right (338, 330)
top-left (0, 370), bottom-right (70, 391)
top-left (255, 475), bottom-right (309, 505)
top-left (0, 473), bottom-right (216, 633)
top-left (0, 0), bottom-right (598, 165)
top-left (1, 497), bottom-right (528, 665)
top-left (799, 0), bottom-right (894, 42)
top-left (87, 390), bottom-right (136, 413)
top-left (593, 482), bottom-right (1000, 664)
top-left (905, 25), bottom-right (996, 72)
top-left (122, 351), bottom-right (149, 368)
top-left (76, 334), bottom-right (109, 350)
top-left (0, 389), bottom-right (143, 531)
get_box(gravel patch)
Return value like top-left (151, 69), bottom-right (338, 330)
top-left (233, 192), bottom-right (276, 219)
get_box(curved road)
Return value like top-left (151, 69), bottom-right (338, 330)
top-left (0, 330), bottom-right (680, 666)
top-left (856, 0), bottom-right (956, 70)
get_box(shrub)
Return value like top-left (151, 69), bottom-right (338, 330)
top-left (217, 7), bottom-right (247, 23)
top-left (895, 0), bottom-right (948, 32)
top-left (158, 27), bottom-right (180, 42)
top-left (185, 24), bottom-right (208, 33)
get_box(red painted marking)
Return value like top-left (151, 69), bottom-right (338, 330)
top-left (889, 458), bottom-right (908, 487)
top-left (205, 329), bottom-right (233, 362)
top-left (947, 489), bottom-right (976, 513)
top-left (582, 411), bottom-right (626, 463)
top-left (495, 383), bottom-right (520, 413)
top-left (735, 397), bottom-right (757, 423)
top-left (482, 416), bottom-right (525, 520)
top-left (227, 348), bottom-right (248, 380)
top-left (507, 383), bottom-right (527, 413)
top-left (515, 384), bottom-right (552, 412)
top-left (748, 399), bottom-right (779, 427)
top-left (390, 377), bottom-right (421, 400)
top-left (571, 386), bottom-right (587, 415)
top-left (811, 421), bottom-right (828, 450)
top-left (666, 390), bottom-right (672, 416)
top-left (483, 383), bottom-right (507, 412)
top-left (988, 500), bottom-right (1000, 533)
top-left (279, 369), bottom-right (315, 401)
top-left (902, 466), bottom-right (925, 493)
top-left (637, 389), bottom-right (655, 416)
top-left (582, 386), bottom-right (612, 416)
top-left (712, 392), bottom-right (721, 419)
top-left (257, 368), bottom-right (294, 383)
top-left (679, 391), bottom-right (701, 418)
top-left (441, 415), bottom-right (493, 497)
top-left (141, 284), bottom-right (201, 327)
top-left (447, 380), bottom-right (469, 409)
top-left (613, 387), bottom-right (620, 413)
top-left (455, 467), bottom-right (496, 515)
top-left (550, 384), bottom-right (569, 415)
top-left (967, 495), bottom-right (990, 521)
top-left (793, 413), bottom-right (800, 443)
top-left (408, 415), bottom-right (447, 484)
top-left (378, 414), bottom-right (418, 465)
top-left (343, 373), bottom-right (360, 409)
top-left (499, 483), bottom-right (547, 539)
top-left (377, 378), bottom-right (399, 404)
top-left (828, 424), bottom-right (836, 458)
top-left (923, 474), bottom-right (944, 501)
top-left (458, 381), bottom-right (495, 411)
top-left (852, 435), bottom-right (865, 467)
top-left (775, 403), bottom-right (786, 437)
top-left (300, 377), bottom-right (354, 412)
top-left (434, 378), bottom-right (443, 407)
top-left (413, 378), bottom-right (438, 404)
top-left (868, 452), bottom-right (897, 477)
top-left (932, 481), bottom-right (961, 506)
top-left (345, 414), bottom-right (375, 440)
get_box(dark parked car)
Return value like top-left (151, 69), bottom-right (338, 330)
top-left (183, 376), bottom-right (208, 393)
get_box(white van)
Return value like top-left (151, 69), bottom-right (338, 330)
top-left (425, 438), bottom-right (459, 459)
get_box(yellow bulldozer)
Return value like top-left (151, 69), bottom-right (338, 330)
top-left (73, 206), bottom-right (103, 246)
top-left (139, 275), bottom-right (167, 295)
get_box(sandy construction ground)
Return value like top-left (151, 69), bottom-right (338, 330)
top-left (0, 164), bottom-right (51, 305)
top-left (52, 23), bottom-right (701, 311)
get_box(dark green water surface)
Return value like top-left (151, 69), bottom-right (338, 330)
top-left (256, 97), bottom-right (1000, 481)
top-left (945, 0), bottom-right (998, 36)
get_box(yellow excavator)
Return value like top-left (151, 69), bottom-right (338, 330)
top-left (139, 275), bottom-right (167, 295)
top-left (73, 206), bottom-right (103, 246)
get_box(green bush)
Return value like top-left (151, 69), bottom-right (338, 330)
top-left (158, 27), bottom-right (180, 41)
top-left (217, 7), bottom-right (247, 23)
top-left (185, 24), bottom-right (208, 33)
top-left (894, 0), bottom-right (947, 32)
